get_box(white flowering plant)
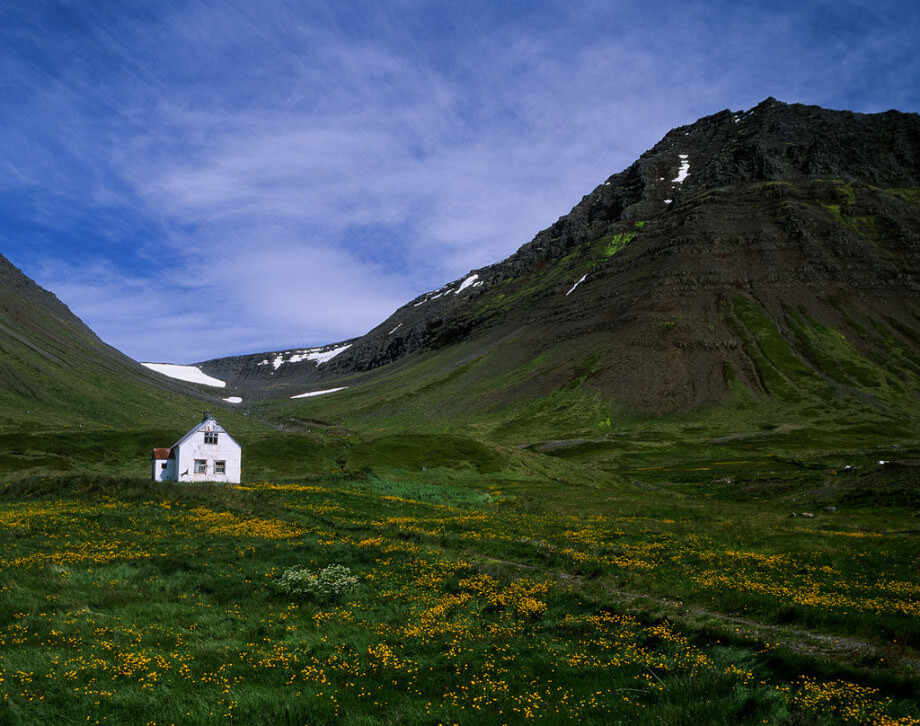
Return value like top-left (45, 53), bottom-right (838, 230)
top-left (276, 564), bottom-right (359, 602)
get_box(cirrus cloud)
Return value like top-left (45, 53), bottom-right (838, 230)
top-left (1, 0), bottom-right (918, 362)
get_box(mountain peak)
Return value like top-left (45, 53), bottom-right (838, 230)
top-left (634, 98), bottom-right (920, 212)
top-left (198, 101), bottom-right (920, 416)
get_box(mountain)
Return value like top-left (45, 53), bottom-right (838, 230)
top-left (0, 252), bottom-right (218, 431)
top-left (197, 98), bottom-right (920, 439)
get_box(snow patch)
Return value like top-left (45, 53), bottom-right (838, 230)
top-left (142, 363), bottom-right (226, 388)
top-left (413, 283), bottom-right (452, 306)
top-left (455, 274), bottom-right (482, 294)
top-left (223, 396), bottom-right (243, 404)
top-left (566, 274), bottom-right (588, 296)
top-left (388, 323), bottom-right (403, 335)
top-left (288, 344), bottom-right (351, 366)
top-left (414, 290), bottom-right (445, 306)
top-left (671, 154), bottom-right (690, 184)
top-left (259, 343), bottom-right (352, 371)
top-left (664, 199), bottom-right (673, 204)
top-left (414, 275), bottom-right (482, 306)
top-left (290, 387), bottom-right (348, 399)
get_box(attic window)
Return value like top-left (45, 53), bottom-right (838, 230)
top-left (194, 459), bottom-right (207, 474)
top-left (204, 432), bottom-right (218, 445)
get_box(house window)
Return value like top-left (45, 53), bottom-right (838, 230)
top-left (194, 459), bottom-right (207, 474)
top-left (204, 431), bottom-right (218, 445)
top-left (161, 463), bottom-right (167, 470)
top-left (215, 461), bottom-right (226, 475)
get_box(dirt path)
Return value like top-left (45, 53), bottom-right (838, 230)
top-left (477, 555), bottom-right (920, 674)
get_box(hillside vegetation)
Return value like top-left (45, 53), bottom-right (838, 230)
top-left (1, 473), bottom-right (919, 725)
top-left (1, 98), bottom-right (919, 724)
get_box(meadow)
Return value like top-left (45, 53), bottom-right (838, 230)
top-left (1, 466), bottom-right (918, 725)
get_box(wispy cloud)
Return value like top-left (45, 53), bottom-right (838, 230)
top-left (1, 1), bottom-right (918, 362)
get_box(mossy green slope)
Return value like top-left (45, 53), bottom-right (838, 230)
top-left (0, 252), bottom-right (293, 480)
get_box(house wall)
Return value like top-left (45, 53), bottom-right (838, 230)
top-left (152, 458), bottom-right (176, 482)
top-left (174, 432), bottom-right (241, 484)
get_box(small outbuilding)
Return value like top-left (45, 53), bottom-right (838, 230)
top-left (152, 412), bottom-right (242, 484)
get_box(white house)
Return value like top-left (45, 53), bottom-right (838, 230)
top-left (152, 413), bottom-right (242, 484)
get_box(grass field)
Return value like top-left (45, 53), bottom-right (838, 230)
top-left (1, 468), bottom-right (918, 725)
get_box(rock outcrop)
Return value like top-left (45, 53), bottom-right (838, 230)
top-left (199, 98), bottom-right (920, 412)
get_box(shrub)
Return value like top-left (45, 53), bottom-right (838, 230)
top-left (276, 564), bottom-right (359, 602)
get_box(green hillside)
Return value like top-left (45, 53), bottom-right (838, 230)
top-left (195, 101), bottom-right (920, 479)
top-left (2, 101), bottom-right (920, 724)
top-left (0, 253), bottom-right (288, 479)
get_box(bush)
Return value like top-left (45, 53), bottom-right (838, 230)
top-left (276, 564), bottom-right (359, 602)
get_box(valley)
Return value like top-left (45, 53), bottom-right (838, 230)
top-left (1, 98), bottom-right (920, 723)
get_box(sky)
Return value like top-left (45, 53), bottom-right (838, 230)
top-left (1, 1), bottom-right (918, 364)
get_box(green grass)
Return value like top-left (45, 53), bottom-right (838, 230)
top-left (0, 421), bottom-right (315, 482)
top-left (354, 474), bottom-right (494, 507)
top-left (723, 296), bottom-right (832, 402)
top-left (603, 220), bottom-right (647, 257)
top-left (0, 472), bottom-right (919, 725)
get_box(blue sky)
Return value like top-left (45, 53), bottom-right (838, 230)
top-left (2, 1), bottom-right (918, 363)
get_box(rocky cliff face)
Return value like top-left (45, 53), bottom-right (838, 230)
top-left (199, 98), bottom-right (920, 412)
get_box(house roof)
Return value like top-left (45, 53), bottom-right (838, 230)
top-left (170, 414), bottom-right (240, 451)
top-left (152, 448), bottom-right (172, 460)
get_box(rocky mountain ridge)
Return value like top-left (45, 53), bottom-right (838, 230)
top-left (199, 98), bottom-right (920, 413)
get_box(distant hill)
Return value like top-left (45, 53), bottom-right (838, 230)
top-left (0, 252), bottom-right (216, 431)
top-left (196, 99), bottom-right (920, 439)
top-left (4, 96), bottom-right (919, 461)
